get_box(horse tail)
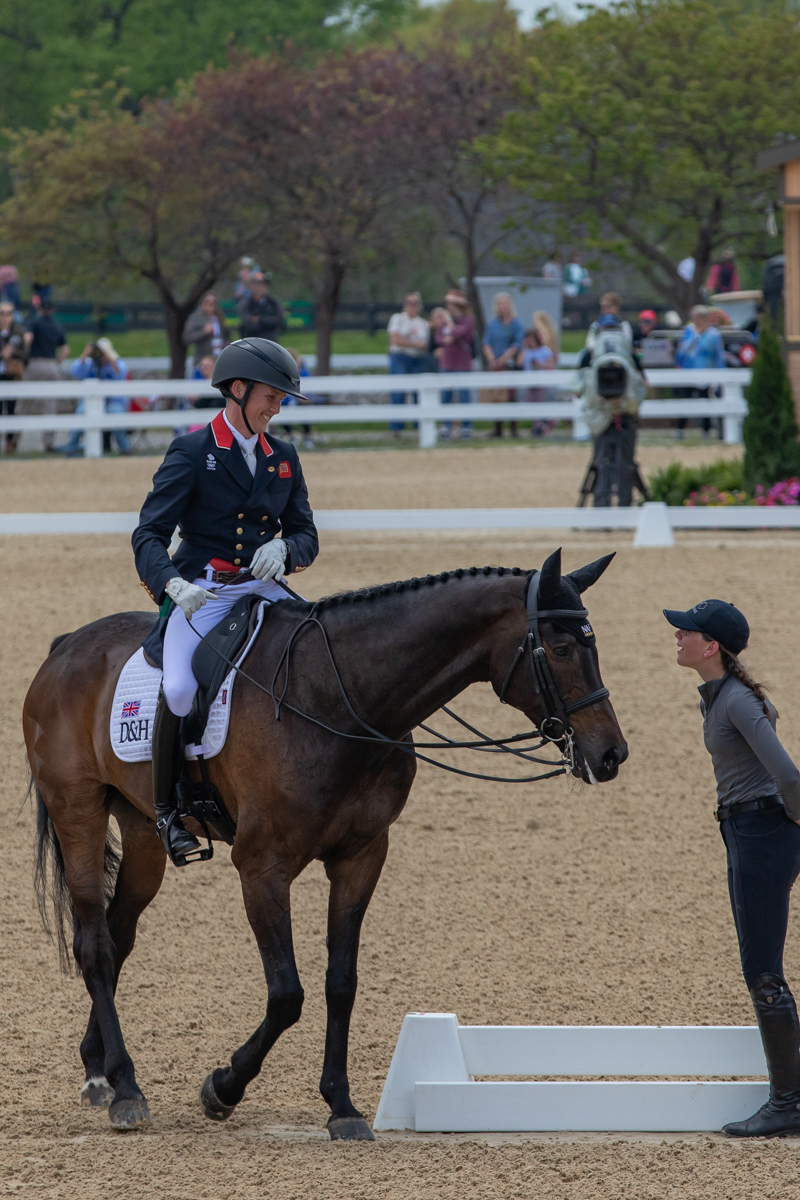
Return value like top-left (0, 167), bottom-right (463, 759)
top-left (31, 774), bottom-right (121, 976)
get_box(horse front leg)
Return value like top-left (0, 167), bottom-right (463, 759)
top-left (320, 833), bottom-right (388, 1141)
top-left (199, 858), bottom-right (304, 1121)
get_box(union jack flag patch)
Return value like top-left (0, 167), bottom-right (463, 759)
top-left (122, 701), bottom-right (141, 718)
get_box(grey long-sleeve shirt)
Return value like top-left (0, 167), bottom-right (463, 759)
top-left (698, 673), bottom-right (800, 819)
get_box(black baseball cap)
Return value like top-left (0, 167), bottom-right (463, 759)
top-left (663, 599), bottom-right (750, 655)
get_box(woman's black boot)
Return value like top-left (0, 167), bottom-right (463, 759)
top-left (723, 973), bottom-right (800, 1137)
top-left (152, 693), bottom-right (201, 867)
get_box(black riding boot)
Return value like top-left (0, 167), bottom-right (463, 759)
top-left (723, 973), bottom-right (800, 1137)
top-left (152, 693), bottom-right (201, 867)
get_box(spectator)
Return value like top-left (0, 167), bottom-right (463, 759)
top-left (483, 292), bottom-right (525, 438)
top-left (533, 309), bottom-right (559, 359)
top-left (0, 265), bottom-right (21, 312)
top-left (63, 337), bottom-right (130, 456)
top-left (183, 293), bottom-right (230, 365)
top-left (543, 252), bottom-right (562, 282)
top-left (19, 299), bottom-right (68, 453)
top-left (281, 349), bottom-right (315, 450)
top-left (585, 293), bottom-right (633, 353)
top-left (186, 354), bottom-right (217, 431)
top-left (234, 256), bottom-right (259, 300)
top-left (427, 306), bottom-right (450, 371)
top-left (563, 252), bottom-right (592, 297)
top-left (674, 304), bottom-right (726, 439)
top-left (387, 291), bottom-right (428, 435)
top-left (632, 308), bottom-right (658, 349)
top-left (518, 326), bottom-right (555, 437)
top-left (238, 272), bottom-right (284, 341)
top-left (436, 288), bottom-right (475, 441)
top-left (0, 300), bottom-right (27, 453)
top-left (706, 247), bottom-right (740, 296)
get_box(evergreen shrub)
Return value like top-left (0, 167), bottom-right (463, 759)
top-left (743, 322), bottom-right (800, 488)
top-left (648, 458), bottom-right (745, 506)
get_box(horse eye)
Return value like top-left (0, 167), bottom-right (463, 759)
top-left (553, 645), bottom-right (570, 657)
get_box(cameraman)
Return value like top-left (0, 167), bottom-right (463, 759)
top-left (63, 337), bottom-right (130, 456)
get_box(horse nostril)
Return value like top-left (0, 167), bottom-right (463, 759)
top-left (602, 747), bottom-right (621, 771)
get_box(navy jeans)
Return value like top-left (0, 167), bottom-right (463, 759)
top-left (389, 353), bottom-right (424, 431)
top-left (721, 806), bottom-right (800, 988)
top-left (441, 385), bottom-right (472, 432)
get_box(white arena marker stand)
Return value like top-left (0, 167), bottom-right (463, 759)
top-left (633, 501), bottom-right (675, 548)
top-left (373, 1014), bottom-right (469, 1131)
top-left (373, 1015), bottom-right (768, 1133)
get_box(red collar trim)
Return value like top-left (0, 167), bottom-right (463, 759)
top-left (210, 411), bottom-right (273, 457)
top-left (211, 410), bottom-right (233, 448)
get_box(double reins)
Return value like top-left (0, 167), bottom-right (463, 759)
top-left (184, 571), bottom-right (609, 784)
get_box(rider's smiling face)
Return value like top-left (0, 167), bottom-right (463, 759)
top-left (227, 380), bottom-right (286, 435)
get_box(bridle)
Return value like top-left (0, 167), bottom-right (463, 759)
top-left (185, 571), bottom-right (610, 784)
top-left (496, 570), bottom-right (610, 771)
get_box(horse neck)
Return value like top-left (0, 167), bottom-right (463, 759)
top-left (312, 576), bottom-right (524, 737)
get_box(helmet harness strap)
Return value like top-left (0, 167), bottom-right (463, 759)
top-left (220, 380), bottom-right (257, 437)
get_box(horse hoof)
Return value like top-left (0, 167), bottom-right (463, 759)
top-left (108, 1096), bottom-right (152, 1131)
top-left (80, 1077), bottom-right (115, 1108)
top-left (327, 1117), bottom-right (375, 1142)
top-left (199, 1072), bottom-right (237, 1122)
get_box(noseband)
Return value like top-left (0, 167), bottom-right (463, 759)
top-left (498, 570), bottom-right (610, 754)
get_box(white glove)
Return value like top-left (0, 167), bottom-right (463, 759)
top-left (165, 577), bottom-right (216, 619)
top-left (250, 538), bottom-right (287, 581)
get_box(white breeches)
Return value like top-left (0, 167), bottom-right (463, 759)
top-left (162, 576), bottom-right (291, 716)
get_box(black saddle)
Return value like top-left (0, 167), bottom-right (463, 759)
top-left (183, 593), bottom-right (264, 747)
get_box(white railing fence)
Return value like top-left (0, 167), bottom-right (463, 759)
top-left (0, 368), bottom-right (751, 453)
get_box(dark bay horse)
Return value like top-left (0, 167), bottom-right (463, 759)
top-left (25, 548), bottom-right (627, 1138)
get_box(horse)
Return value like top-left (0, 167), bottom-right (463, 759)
top-left (25, 547), bottom-right (627, 1139)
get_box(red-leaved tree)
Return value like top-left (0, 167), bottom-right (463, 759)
top-left (196, 48), bottom-right (423, 374)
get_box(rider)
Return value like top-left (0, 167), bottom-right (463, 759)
top-left (132, 338), bottom-right (319, 865)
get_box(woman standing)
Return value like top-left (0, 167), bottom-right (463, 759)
top-left (436, 288), bottom-right (475, 441)
top-left (665, 599), bottom-right (800, 1137)
top-left (482, 292), bottom-right (524, 439)
top-left (182, 293), bottom-right (230, 366)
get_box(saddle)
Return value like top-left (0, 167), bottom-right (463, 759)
top-left (177, 593), bottom-right (266, 850)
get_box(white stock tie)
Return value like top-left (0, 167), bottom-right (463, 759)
top-left (243, 444), bottom-right (257, 477)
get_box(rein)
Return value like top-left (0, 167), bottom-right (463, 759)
top-left (184, 572), bottom-right (610, 784)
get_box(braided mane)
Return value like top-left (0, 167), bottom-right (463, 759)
top-left (314, 565), bottom-right (527, 612)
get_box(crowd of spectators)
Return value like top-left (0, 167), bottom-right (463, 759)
top-left (0, 245), bottom-right (754, 455)
top-left (386, 288), bottom-right (560, 440)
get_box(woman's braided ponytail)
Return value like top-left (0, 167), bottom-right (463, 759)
top-left (719, 645), bottom-right (774, 718)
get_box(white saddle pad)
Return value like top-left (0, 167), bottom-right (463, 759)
top-left (110, 602), bottom-right (267, 762)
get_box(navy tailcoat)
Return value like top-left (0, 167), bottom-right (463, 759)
top-left (133, 410), bottom-right (319, 608)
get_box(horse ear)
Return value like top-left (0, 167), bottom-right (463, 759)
top-left (538, 547), bottom-right (562, 598)
top-left (567, 552), bottom-right (616, 594)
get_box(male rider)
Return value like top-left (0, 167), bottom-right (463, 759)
top-left (132, 338), bottom-right (319, 865)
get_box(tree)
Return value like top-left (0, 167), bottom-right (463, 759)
top-left (490, 0), bottom-right (800, 316)
top-left (743, 323), bottom-right (800, 489)
top-left (0, 86), bottom-right (270, 375)
top-left (0, 0), bottom-right (415, 144)
top-left (401, 6), bottom-right (524, 336)
top-left (198, 47), bottom-right (423, 374)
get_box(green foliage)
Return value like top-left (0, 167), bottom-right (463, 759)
top-left (488, 0), bottom-right (800, 314)
top-left (0, 0), bottom-right (416, 142)
top-left (743, 322), bottom-right (800, 487)
top-left (648, 459), bottom-right (745, 506)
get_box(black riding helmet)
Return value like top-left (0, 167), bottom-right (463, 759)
top-left (212, 338), bottom-right (308, 435)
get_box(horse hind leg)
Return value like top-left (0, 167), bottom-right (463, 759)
top-left (36, 782), bottom-right (152, 1130)
top-left (78, 796), bottom-right (166, 1112)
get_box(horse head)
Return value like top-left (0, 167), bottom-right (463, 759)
top-left (491, 547), bottom-right (628, 784)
